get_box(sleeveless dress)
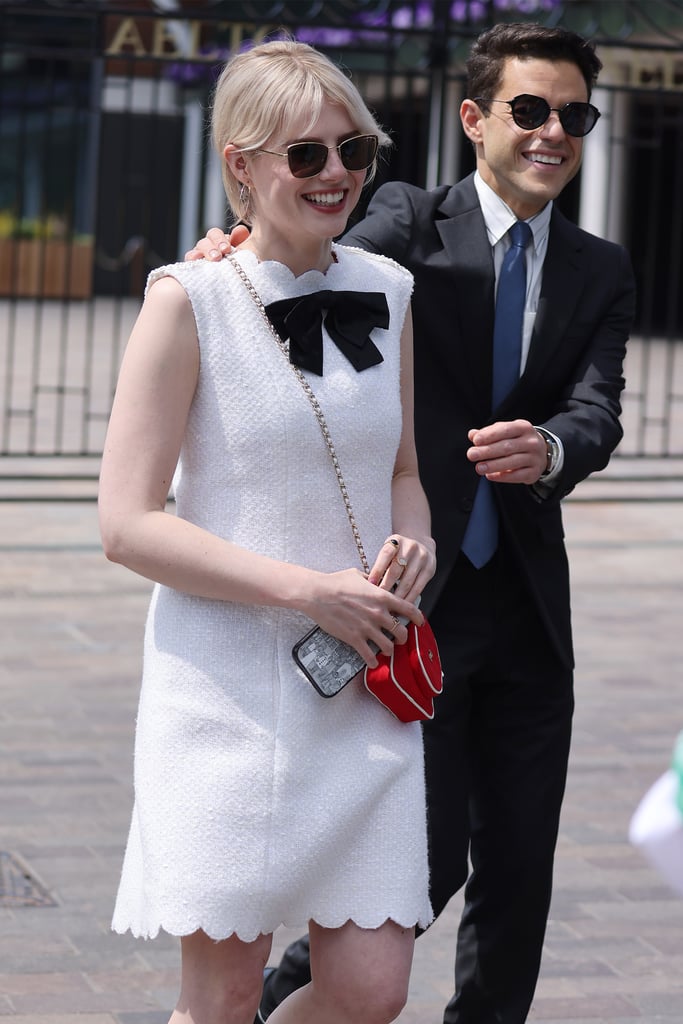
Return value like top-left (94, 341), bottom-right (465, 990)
top-left (111, 246), bottom-right (432, 942)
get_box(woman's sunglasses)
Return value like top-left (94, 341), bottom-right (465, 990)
top-left (258, 134), bottom-right (379, 179)
top-left (480, 94), bottom-right (601, 138)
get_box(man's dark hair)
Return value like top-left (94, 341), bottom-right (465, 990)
top-left (466, 22), bottom-right (602, 106)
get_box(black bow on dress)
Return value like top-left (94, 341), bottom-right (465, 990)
top-left (264, 290), bottom-right (389, 376)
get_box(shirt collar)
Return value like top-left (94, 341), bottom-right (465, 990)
top-left (473, 171), bottom-right (552, 253)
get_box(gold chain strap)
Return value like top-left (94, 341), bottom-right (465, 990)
top-left (227, 255), bottom-right (371, 575)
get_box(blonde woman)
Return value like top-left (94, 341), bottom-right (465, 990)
top-left (99, 39), bottom-right (435, 1024)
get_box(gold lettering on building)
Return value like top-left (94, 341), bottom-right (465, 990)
top-left (106, 18), bottom-right (276, 61)
top-left (152, 20), bottom-right (182, 58)
top-left (106, 18), bottom-right (147, 57)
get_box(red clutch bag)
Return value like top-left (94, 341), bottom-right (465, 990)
top-left (364, 618), bottom-right (443, 722)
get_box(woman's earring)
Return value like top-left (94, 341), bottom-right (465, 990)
top-left (239, 182), bottom-right (252, 217)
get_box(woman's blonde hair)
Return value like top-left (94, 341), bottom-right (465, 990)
top-left (211, 38), bottom-right (391, 224)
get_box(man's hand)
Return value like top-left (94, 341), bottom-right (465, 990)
top-left (467, 419), bottom-right (548, 484)
top-left (184, 225), bottom-right (250, 261)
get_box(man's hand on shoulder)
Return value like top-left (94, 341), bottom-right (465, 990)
top-left (184, 224), bottom-right (250, 261)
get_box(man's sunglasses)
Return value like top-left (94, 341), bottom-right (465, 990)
top-left (479, 94), bottom-right (601, 137)
top-left (257, 134), bottom-right (379, 178)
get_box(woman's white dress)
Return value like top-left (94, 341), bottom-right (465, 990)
top-left (112, 246), bottom-right (432, 942)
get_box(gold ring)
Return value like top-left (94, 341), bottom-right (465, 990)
top-left (388, 538), bottom-right (399, 548)
top-left (390, 615), bottom-right (400, 633)
top-left (396, 556), bottom-right (408, 568)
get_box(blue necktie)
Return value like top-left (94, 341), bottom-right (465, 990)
top-left (462, 220), bottom-right (532, 568)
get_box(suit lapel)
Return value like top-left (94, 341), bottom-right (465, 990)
top-left (435, 176), bottom-right (496, 414)
top-left (524, 208), bottom-right (584, 384)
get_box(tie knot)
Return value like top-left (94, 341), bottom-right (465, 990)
top-left (509, 220), bottom-right (532, 249)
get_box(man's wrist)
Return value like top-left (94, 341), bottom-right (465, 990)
top-left (535, 427), bottom-right (561, 479)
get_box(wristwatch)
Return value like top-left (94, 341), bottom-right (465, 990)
top-left (535, 427), bottom-right (560, 479)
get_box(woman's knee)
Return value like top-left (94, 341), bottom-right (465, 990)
top-left (334, 969), bottom-right (409, 1023)
top-left (310, 920), bottom-right (412, 1024)
top-left (176, 929), bottom-right (271, 1023)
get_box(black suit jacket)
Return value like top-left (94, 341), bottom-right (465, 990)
top-left (345, 172), bottom-right (636, 666)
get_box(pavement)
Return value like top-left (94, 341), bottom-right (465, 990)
top-left (1, 495), bottom-right (682, 1023)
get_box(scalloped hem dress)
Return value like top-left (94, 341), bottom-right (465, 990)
top-left (111, 246), bottom-right (432, 942)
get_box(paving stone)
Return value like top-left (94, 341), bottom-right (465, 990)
top-left (0, 1018), bottom-right (116, 1024)
top-left (0, 974), bottom-right (93, 996)
top-left (530, 995), bottom-right (641, 1018)
top-left (115, 1014), bottom-right (168, 1024)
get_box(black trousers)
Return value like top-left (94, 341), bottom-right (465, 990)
top-left (262, 547), bottom-right (574, 1024)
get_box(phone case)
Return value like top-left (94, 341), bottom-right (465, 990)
top-left (292, 626), bottom-right (366, 697)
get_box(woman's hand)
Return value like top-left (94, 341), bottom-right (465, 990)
top-left (184, 225), bottom-right (249, 261)
top-left (298, 567), bottom-right (425, 668)
top-left (368, 535), bottom-right (436, 607)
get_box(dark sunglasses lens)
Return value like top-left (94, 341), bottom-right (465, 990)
top-left (560, 103), bottom-right (599, 137)
top-left (510, 95), bottom-right (549, 130)
top-left (287, 142), bottom-right (327, 178)
top-left (340, 135), bottom-right (378, 170)
top-left (287, 136), bottom-right (378, 177)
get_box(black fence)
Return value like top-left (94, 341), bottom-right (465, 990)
top-left (1, 0), bottom-right (683, 496)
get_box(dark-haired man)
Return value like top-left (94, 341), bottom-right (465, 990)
top-left (189, 21), bottom-right (636, 1024)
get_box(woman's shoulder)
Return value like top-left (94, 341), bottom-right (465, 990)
top-left (145, 258), bottom-right (246, 309)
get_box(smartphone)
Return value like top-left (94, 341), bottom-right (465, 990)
top-left (292, 626), bottom-right (368, 697)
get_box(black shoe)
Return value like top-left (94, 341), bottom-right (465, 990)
top-left (254, 967), bottom-right (277, 1024)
